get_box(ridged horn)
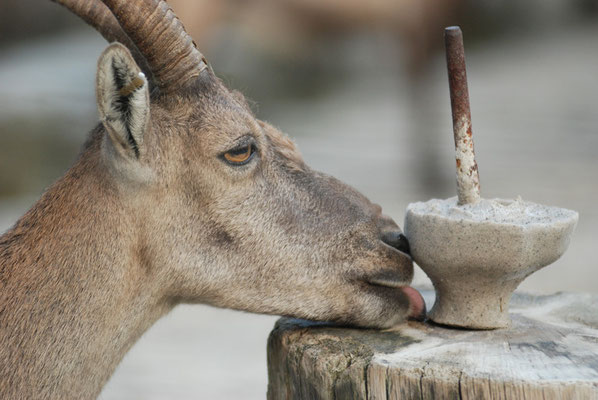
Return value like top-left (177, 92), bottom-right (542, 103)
top-left (51, 0), bottom-right (152, 81)
top-left (101, 0), bottom-right (208, 92)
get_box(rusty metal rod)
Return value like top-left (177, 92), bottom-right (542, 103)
top-left (445, 26), bottom-right (481, 205)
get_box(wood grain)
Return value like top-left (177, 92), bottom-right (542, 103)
top-left (267, 290), bottom-right (598, 399)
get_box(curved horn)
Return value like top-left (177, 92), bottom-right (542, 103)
top-left (51, 0), bottom-right (152, 80)
top-left (101, 0), bottom-right (208, 92)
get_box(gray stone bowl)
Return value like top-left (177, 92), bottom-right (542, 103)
top-left (404, 197), bottom-right (578, 329)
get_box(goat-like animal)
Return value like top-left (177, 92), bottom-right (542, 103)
top-left (0, 0), bottom-right (423, 398)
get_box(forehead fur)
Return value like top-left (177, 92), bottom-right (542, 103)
top-left (152, 74), bottom-right (306, 171)
top-left (261, 121), bottom-right (305, 171)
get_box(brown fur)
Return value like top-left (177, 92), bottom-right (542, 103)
top-left (0, 11), bottom-right (414, 400)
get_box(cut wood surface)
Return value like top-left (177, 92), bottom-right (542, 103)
top-left (267, 290), bottom-right (598, 399)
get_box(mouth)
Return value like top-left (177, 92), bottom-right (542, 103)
top-left (367, 273), bottom-right (408, 289)
top-left (365, 263), bottom-right (413, 289)
top-left (400, 286), bottom-right (427, 321)
top-left (366, 276), bottom-right (427, 322)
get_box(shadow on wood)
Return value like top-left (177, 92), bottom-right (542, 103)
top-left (267, 290), bottom-right (598, 399)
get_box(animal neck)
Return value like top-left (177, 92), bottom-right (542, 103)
top-left (0, 135), bottom-right (171, 399)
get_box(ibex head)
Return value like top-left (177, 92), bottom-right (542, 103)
top-left (57, 0), bottom-right (422, 328)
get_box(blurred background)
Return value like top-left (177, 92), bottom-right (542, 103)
top-left (1, 0), bottom-right (597, 398)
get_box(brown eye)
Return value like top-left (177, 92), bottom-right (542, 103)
top-left (223, 143), bottom-right (255, 165)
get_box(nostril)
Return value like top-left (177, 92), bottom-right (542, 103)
top-left (396, 233), bottom-right (411, 256)
top-left (381, 231), bottom-right (411, 256)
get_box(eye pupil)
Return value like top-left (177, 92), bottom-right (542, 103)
top-left (224, 144), bottom-right (254, 164)
top-left (229, 146), bottom-right (249, 156)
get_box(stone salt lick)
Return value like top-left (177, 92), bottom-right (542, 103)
top-left (267, 27), bottom-right (598, 400)
top-left (404, 26), bottom-right (578, 329)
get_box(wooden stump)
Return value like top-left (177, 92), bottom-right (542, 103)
top-left (267, 290), bottom-right (598, 399)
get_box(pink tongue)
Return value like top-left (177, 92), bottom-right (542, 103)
top-left (401, 286), bottom-right (426, 321)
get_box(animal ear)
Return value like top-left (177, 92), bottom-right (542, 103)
top-left (96, 42), bottom-right (149, 159)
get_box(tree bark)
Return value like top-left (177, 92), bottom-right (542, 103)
top-left (267, 290), bottom-right (598, 399)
